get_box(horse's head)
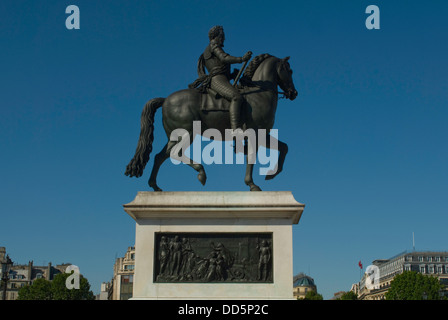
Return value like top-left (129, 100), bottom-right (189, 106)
top-left (277, 57), bottom-right (298, 100)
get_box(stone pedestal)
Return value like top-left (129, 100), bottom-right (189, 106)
top-left (123, 191), bottom-right (304, 300)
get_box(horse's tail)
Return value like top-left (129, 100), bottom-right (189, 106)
top-left (125, 97), bottom-right (165, 178)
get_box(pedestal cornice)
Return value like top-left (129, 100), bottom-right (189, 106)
top-left (123, 191), bottom-right (305, 224)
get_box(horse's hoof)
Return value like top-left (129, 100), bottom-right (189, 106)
top-left (198, 172), bottom-right (207, 186)
top-left (250, 185), bottom-right (262, 191)
top-left (149, 182), bottom-right (163, 192)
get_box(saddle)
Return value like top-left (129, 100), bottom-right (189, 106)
top-left (200, 87), bottom-right (246, 112)
top-left (200, 88), bottom-right (229, 111)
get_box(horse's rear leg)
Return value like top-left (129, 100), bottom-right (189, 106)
top-left (149, 137), bottom-right (207, 190)
top-left (245, 162), bottom-right (262, 191)
top-left (189, 161), bottom-right (207, 186)
top-left (148, 142), bottom-right (172, 191)
top-left (244, 140), bottom-right (261, 191)
top-left (181, 137), bottom-right (207, 186)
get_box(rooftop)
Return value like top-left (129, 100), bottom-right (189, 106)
top-left (293, 273), bottom-right (316, 287)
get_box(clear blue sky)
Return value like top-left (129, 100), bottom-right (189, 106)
top-left (1, 0), bottom-right (447, 299)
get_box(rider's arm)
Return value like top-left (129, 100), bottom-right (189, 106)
top-left (211, 43), bottom-right (243, 64)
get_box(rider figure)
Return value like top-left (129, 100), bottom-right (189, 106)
top-left (191, 26), bottom-right (252, 130)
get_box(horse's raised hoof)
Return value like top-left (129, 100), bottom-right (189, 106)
top-left (250, 185), bottom-right (262, 192)
top-left (264, 167), bottom-right (281, 180)
top-left (198, 171), bottom-right (207, 186)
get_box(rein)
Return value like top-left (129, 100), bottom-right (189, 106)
top-left (241, 80), bottom-right (287, 100)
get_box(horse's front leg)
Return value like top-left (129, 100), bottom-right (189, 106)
top-left (263, 136), bottom-right (288, 181)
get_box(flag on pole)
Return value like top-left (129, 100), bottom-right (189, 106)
top-left (358, 260), bottom-right (363, 269)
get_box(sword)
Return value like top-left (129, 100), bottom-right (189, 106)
top-left (233, 53), bottom-right (252, 87)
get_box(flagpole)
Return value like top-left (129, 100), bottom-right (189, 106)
top-left (358, 260), bottom-right (363, 287)
top-left (360, 265), bottom-right (362, 282)
top-left (358, 261), bottom-right (361, 295)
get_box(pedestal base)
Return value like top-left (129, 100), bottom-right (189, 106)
top-left (123, 191), bottom-right (304, 300)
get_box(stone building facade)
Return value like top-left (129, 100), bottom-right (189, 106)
top-left (355, 251), bottom-right (448, 300)
top-left (1, 247), bottom-right (71, 300)
top-left (111, 246), bottom-right (135, 300)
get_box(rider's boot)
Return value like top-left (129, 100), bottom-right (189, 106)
top-left (230, 96), bottom-right (243, 131)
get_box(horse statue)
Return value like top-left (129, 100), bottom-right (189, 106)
top-left (125, 53), bottom-right (298, 191)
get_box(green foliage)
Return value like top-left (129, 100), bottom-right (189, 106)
top-left (385, 271), bottom-right (443, 300)
top-left (302, 290), bottom-right (324, 300)
top-left (340, 291), bottom-right (358, 300)
top-left (18, 278), bottom-right (52, 300)
top-left (51, 272), bottom-right (95, 300)
top-left (18, 272), bottom-right (94, 300)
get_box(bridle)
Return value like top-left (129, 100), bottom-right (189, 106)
top-left (240, 59), bottom-right (291, 100)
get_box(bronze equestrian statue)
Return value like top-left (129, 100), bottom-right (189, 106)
top-left (125, 26), bottom-right (298, 191)
top-left (190, 25), bottom-right (252, 130)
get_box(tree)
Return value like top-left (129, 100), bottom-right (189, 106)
top-left (340, 291), bottom-right (358, 300)
top-left (51, 272), bottom-right (95, 300)
top-left (18, 272), bottom-right (94, 300)
top-left (385, 271), bottom-right (443, 300)
top-left (18, 278), bottom-right (52, 300)
top-left (302, 290), bottom-right (324, 300)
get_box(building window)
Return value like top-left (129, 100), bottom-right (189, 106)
top-left (437, 266), bottom-right (443, 274)
top-left (429, 266), bottom-right (434, 274)
top-left (418, 256), bottom-right (423, 262)
top-left (36, 273), bottom-right (43, 279)
top-left (420, 266), bottom-right (426, 273)
top-left (121, 275), bottom-right (134, 284)
top-left (435, 257), bottom-right (440, 262)
top-left (427, 257), bottom-right (432, 262)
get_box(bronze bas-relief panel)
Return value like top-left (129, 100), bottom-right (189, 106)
top-left (154, 232), bottom-right (273, 283)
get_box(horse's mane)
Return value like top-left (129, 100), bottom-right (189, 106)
top-left (241, 53), bottom-right (273, 82)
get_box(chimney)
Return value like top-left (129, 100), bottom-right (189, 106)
top-left (47, 262), bottom-right (52, 280)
